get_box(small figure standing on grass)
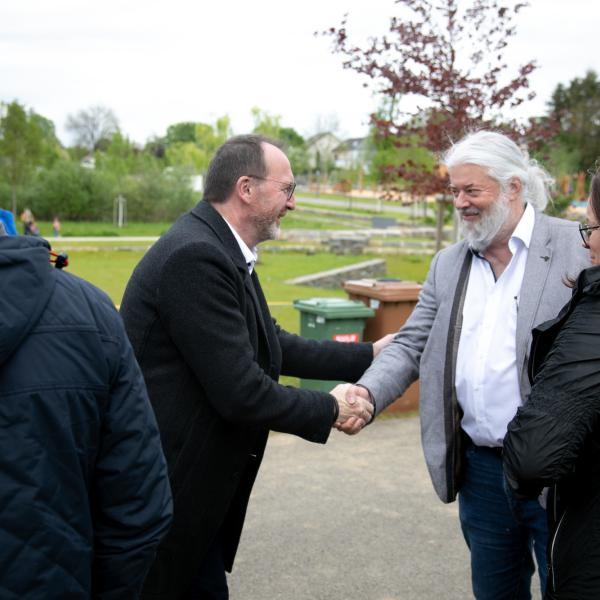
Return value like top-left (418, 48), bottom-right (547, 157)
top-left (52, 215), bottom-right (61, 237)
top-left (20, 208), bottom-right (40, 236)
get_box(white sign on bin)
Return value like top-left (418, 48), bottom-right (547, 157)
top-left (332, 333), bottom-right (359, 343)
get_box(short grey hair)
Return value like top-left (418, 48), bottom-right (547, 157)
top-left (442, 130), bottom-right (554, 211)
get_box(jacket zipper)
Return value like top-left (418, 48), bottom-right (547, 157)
top-left (549, 485), bottom-right (566, 593)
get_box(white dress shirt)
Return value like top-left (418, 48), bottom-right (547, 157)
top-left (455, 203), bottom-right (535, 447)
top-left (223, 218), bottom-right (257, 274)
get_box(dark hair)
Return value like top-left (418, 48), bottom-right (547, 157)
top-left (203, 134), bottom-right (281, 204)
top-left (591, 167), bottom-right (600, 223)
top-left (565, 165), bottom-right (600, 287)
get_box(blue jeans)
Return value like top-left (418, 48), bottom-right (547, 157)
top-left (459, 442), bottom-right (548, 600)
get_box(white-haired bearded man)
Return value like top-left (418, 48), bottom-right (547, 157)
top-left (342, 130), bottom-right (589, 599)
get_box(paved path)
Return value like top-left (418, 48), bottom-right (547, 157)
top-left (298, 195), bottom-right (416, 215)
top-left (228, 415), bottom-right (472, 599)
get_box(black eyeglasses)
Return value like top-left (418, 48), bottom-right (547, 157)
top-left (579, 222), bottom-right (600, 247)
top-left (248, 175), bottom-right (296, 201)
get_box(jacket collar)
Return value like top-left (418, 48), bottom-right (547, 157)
top-left (191, 200), bottom-right (248, 272)
top-left (576, 264), bottom-right (600, 292)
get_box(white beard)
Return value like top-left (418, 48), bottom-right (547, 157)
top-left (457, 195), bottom-right (511, 252)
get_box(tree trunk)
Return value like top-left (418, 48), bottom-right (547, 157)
top-left (11, 182), bottom-right (17, 218)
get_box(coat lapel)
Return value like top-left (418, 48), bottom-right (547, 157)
top-left (515, 212), bottom-right (552, 374)
top-left (250, 270), bottom-right (280, 370)
top-left (443, 246), bottom-right (472, 500)
top-left (246, 270), bottom-right (274, 350)
top-left (191, 201), bottom-right (276, 368)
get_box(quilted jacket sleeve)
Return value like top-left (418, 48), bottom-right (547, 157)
top-left (92, 308), bottom-right (173, 599)
top-left (503, 292), bottom-right (600, 498)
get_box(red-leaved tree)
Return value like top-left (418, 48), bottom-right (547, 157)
top-left (323, 0), bottom-right (557, 196)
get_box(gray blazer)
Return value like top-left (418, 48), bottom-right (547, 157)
top-left (359, 211), bottom-right (589, 503)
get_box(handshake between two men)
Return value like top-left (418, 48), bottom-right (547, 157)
top-left (330, 383), bottom-right (373, 435)
top-left (328, 332), bottom-right (396, 436)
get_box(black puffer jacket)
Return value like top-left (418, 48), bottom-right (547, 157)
top-left (0, 236), bottom-right (173, 599)
top-left (504, 265), bottom-right (600, 600)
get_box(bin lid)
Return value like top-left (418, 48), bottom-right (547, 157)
top-left (343, 278), bottom-right (422, 301)
top-left (293, 297), bottom-right (375, 318)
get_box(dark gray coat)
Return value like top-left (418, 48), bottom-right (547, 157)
top-left (120, 201), bottom-right (373, 599)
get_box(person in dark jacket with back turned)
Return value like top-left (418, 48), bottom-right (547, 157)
top-left (120, 134), bottom-right (387, 600)
top-left (504, 167), bottom-right (600, 599)
top-left (0, 234), bottom-right (173, 599)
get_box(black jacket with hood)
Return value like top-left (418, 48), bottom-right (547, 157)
top-left (0, 235), bottom-right (173, 599)
top-left (504, 265), bottom-right (600, 600)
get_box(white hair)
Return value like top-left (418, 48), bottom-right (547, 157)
top-left (442, 130), bottom-right (554, 211)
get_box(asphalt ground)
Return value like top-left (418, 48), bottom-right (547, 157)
top-left (227, 415), bottom-right (473, 600)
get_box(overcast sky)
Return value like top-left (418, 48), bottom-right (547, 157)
top-left (1, 0), bottom-right (598, 146)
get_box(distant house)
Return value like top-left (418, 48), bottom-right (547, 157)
top-left (80, 155), bottom-right (96, 169)
top-left (190, 174), bottom-right (203, 193)
top-left (305, 132), bottom-right (341, 172)
top-left (333, 137), bottom-right (370, 172)
top-left (164, 166), bottom-right (204, 194)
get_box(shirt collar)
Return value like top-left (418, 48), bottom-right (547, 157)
top-left (223, 218), bottom-right (258, 273)
top-left (509, 202), bottom-right (535, 253)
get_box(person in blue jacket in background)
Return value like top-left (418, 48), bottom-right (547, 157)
top-left (0, 207), bottom-right (17, 235)
top-left (0, 233), bottom-right (173, 599)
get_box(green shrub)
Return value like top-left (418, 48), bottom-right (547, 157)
top-left (121, 166), bottom-right (197, 221)
top-left (27, 162), bottom-right (114, 220)
top-left (545, 194), bottom-right (573, 218)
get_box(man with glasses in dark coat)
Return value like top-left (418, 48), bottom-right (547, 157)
top-left (121, 134), bottom-right (389, 599)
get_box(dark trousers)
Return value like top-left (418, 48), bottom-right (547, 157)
top-left (459, 441), bottom-right (548, 600)
top-left (186, 533), bottom-right (229, 600)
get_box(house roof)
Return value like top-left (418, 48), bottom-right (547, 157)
top-left (333, 137), bottom-right (366, 152)
top-left (306, 132), bottom-right (339, 146)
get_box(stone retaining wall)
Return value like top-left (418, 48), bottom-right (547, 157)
top-left (285, 259), bottom-right (386, 289)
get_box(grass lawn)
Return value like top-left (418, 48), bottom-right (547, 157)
top-left (275, 213), bottom-right (359, 230)
top-left (297, 200), bottom-right (417, 222)
top-left (64, 245), bottom-right (431, 389)
top-left (37, 215), bottom-right (358, 237)
top-left (35, 196), bottom-right (431, 239)
top-left (46, 214), bottom-right (431, 391)
top-left (67, 251), bottom-right (147, 304)
top-left (65, 249), bottom-right (431, 333)
top-left (36, 221), bottom-right (173, 238)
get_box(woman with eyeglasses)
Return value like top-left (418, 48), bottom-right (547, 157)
top-left (503, 167), bottom-right (600, 599)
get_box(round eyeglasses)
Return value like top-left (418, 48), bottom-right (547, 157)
top-left (248, 175), bottom-right (296, 201)
top-left (579, 222), bottom-right (600, 247)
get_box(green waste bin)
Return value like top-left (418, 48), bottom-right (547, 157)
top-left (293, 298), bottom-right (375, 391)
